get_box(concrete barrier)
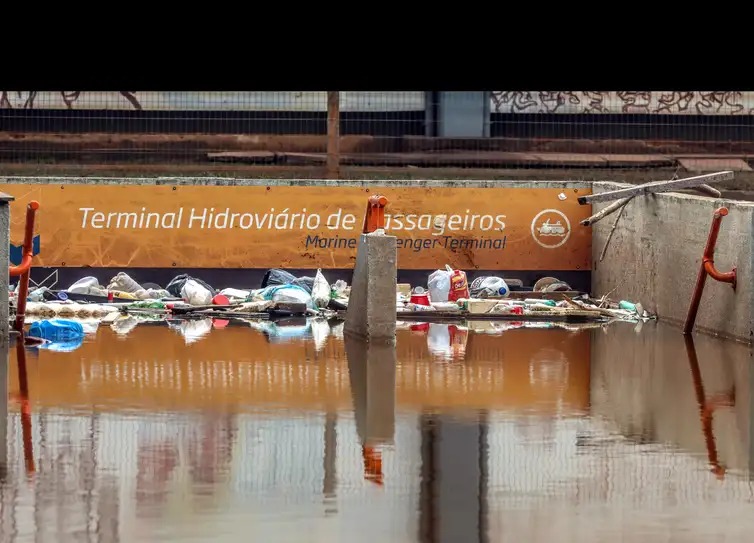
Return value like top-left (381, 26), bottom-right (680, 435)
top-left (591, 182), bottom-right (754, 343)
top-left (0, 193), bottom-right (12, 342)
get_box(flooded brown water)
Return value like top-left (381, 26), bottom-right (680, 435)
top-left (1, 318), bottom-right (753, 542)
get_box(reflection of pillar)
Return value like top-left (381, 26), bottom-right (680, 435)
top-left (346, 337), bottom-right (396, 444)
top-left (749, 345), bottom-right (754, 480)
top-left (419, 411), bottom-right (489, 543)
top-left (0, 336), bottom-right (7, 480)
top-left (323, 411), bottom-right (337, 500)
top-left (345, 336), bottom-right (396, 485)
top-left (15, 340), bottom-right (33, 475)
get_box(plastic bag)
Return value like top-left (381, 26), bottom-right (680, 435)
top-left (446, 265), bottom-right (470, 302)
top-left (145, 288), bottom-right (171, 300)
top-left (331, 280), bottom-right (348, 297)
top-left (257, 284), bottom-right (315, 309)
top-left (68, 276), bottom-right (102, 295)
top-left (29, 319), bottom-right (85, 342)
top-left (311, 269), bottom-right (331, 309)
top-left (291, 276), bottom-right (314, 294)
top-left (469, 276), bottom-right (510, 298)
top-left (428, 269), bottom-right (452, 302)
top-left (221, 287), bottom-right (251, 299)
top-left (181, 279), bottom-right (214, 306)
top-left (108, 272), bottom-right (143, 294)
top-left (260, 269), bottom-right (297, 289)
top-left (167, 274), bottom-right (216, 298)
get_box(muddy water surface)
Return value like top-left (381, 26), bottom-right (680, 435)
top-left (0, 318), bottom-right (752, 542)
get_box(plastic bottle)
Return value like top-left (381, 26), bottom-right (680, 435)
top-left (470, 276), bottom-right (509, 298)
top-left (618, 300), bottom-right (637, 312)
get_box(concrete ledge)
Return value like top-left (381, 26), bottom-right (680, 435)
top-left (0, 176), bottom-right (592, 189)
top-left (591, 181), bottom-right (754, 343)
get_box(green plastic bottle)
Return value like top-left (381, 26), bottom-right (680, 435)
top-left (618, 300), bottom-right (637, 312)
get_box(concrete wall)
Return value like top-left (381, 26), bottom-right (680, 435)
top-left (591, 182), bottom-right (754, 343)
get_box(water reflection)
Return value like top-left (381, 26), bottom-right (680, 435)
top-left (345, 336), bottom-right (397, 486)
top-left (1, 320), bottom-right (753, 541)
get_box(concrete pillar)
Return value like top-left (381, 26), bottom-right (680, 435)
top-left (432, 92), bottom-right (490, 138)
top-left (0, 193), bottom-right (13, 342)
top-left (344, 231), bottom-right (397, 342)
top-left (0, 194), bottom-right (11, 480)
top-left (345, 335), bottom-right (396, 446)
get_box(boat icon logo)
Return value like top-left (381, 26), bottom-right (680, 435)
top-left (537, 218), bottom-right (567, 237)
top-left (531, 209), bottom-right (571, 249)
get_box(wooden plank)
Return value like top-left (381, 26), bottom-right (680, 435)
top-left (499, 291), bottom-right (583, 300)
top-left (206, 151), bottom-right (277, 164)
top-left (578, 171), bottom-right (734, 205)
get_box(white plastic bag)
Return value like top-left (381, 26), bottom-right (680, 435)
top-left (428, 269), bottom-right (452, 302)
top-left (220, 287), bottom-right (251, 299)
top-left (312, 268), bottom-right (331, 309)
top-left (68, 276), bottom-right (102, 295)
top-left (270, 285), bottom-right (313, 307)
top-left (144, 288), bottom-right (171, 300)
top-left (181, 279), bottom-right (213, 306)
top-left (108, 272), bottom-right (143, 294)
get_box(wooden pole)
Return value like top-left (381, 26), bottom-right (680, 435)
top-left (578, 171), bottom-right (733, 205)
top-left (599, 196), bottom-right (633, 261)
top-left (691, 184), bottom-right (722, 198)
top-left (327, 91), bottom-right (340, 179)
top-left (580, 197), bottom-right (632, 226)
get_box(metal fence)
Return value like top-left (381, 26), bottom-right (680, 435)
top-left (2, 91), bottom-right (754, 176)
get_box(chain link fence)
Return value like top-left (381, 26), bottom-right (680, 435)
top-left (2, 91), bottom-right (753, 178)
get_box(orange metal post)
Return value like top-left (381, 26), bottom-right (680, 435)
top-left (362, 195), bottom-right (389, 234)
top-left (683, 207), bottom-right (736, 335)
top-left (9, 201), bottom-right (39, 333)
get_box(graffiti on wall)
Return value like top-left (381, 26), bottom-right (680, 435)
top-left (0, 91), bottom-right (142, 110)
top-left (490, 91), bottom-right (754, 115)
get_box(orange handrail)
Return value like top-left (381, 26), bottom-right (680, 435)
top-left (683, 207), bottom-right (736, 335)
top-left (9, 200), bottom-right (39, 278)
top-left (10, 200), bottom-right (40, 333)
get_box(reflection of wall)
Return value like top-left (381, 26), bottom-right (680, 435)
top-left (9, 327), bottom-right (591, 414)
top-left (590, 321), bottom-right (752, 472)
top-left (491, 91), bottom-right (754, 115)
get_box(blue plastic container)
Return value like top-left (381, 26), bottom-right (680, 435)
top-left (29, 319), bottom-right (85, 342)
